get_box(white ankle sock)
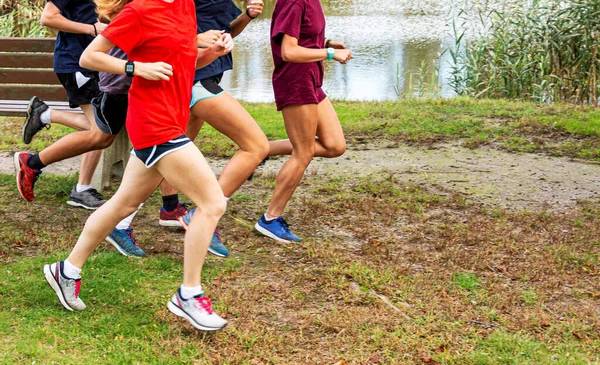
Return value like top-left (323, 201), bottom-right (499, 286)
top-left (115, 203), bottom-right (144, 230)
top-left (180, 284), bottom-right (203, 299)
top-left (63, 259), bottom-right (82, 279)
top-left (76, 184), bottom-right (92, 193)
top-left (40, 109), bottom-right (51, 125)
top-left (264, 213), bottom-right (276, 221)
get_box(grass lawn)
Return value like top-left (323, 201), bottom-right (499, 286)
top-left (2, 98), bottom-right (600, 160)
top-left (1, 98), bottom-right (600, 363)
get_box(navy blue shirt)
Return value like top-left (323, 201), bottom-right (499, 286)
top-left (50, 0), bottom-right (97, 73)
top-left (194, 0), bottom-right (242, 82)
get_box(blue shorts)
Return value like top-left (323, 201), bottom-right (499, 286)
top-left (131, 135), bottom-right (192, 168)
top-left (190, 73), bottom-right (224, 108)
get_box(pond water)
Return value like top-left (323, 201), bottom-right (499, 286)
top-left (225, 0), bottom-right (456, 102)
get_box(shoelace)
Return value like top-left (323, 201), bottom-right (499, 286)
top-left (25, 169), bottom-right (41, 189)
top-left (276, 216), bottom-right (291, 232)
top-left (34, 123), bottom-right (51, 134)
top-left (74, 279), bottom-right (81, 298)
top-left (193, 295), bottom-right (214, 314)
top-left (125, 228), bottom-right (138, 247)
top-left (87, 188), bottom-right (104, 200)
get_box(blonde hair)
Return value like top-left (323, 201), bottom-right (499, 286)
top-left (95, 0), bottom-right (131, 22)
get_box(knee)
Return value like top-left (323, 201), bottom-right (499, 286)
top-left (325, 142), bottom-right (346, 158)
top-left (294, 147), bottom-right (316, 167)
top-left (204, 196), bottom-right (227, 221)
top-left (254, 139), bottom-right (270, 161)
top-left (89, 132), bottom-right (115, 150)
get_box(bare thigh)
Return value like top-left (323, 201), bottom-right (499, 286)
top-left (191, 92), bottom-right (268, 151)
top-left (154, 144), bottom-right (224, 210)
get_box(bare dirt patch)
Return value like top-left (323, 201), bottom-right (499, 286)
top-left (3, 143), bottom-right (598, 212)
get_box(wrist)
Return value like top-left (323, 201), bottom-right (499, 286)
top-left (125, 60), bottom-right (135, 77)
top-left (326, 47), bottom-right (335, 61)
top-left (245, 8), bottom-right (257, 20)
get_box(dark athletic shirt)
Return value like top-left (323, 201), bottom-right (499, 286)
top-left (49, 0), bottom-right (97, 73)
top-left (270, 0), bottom-right (326, 104)
top-left (193, 0), bottom-right (242, 82)
top-left (99, 47), bottom-right (131, 94)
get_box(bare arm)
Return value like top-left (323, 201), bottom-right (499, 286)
top-left (230, 0), bottom-right (263, 38)
top-left (281, 34), bottom-right (352, 64)
top-left (80, 35), bottom-right (173, 81)
top-left (40, 1), bottom-right (106, 36)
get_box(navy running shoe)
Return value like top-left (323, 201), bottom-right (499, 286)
top-left (254, 214), bottom-right (301, 243)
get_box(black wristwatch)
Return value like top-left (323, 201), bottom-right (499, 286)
top-left (125, 60), bottom-right (135, 77)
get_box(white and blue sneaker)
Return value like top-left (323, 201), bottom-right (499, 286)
top-left (105, 227), bottom-right (145, 257)
top-left (178, 208), bottom-right (229, 257)
top-left (254, 214), bottom-right (301, 243)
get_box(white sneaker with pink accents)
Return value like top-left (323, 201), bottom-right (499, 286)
top-left (43, 261), bottom-right (86, 311)
top-left (166, 289), bottom-right (227, 331)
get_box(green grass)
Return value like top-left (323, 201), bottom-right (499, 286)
top-left (3, 98), bottom-right (600, 160)
top-left (0, 253), bottom-right (242, 364)
top-left (2, 172), bottom-right (600, 363)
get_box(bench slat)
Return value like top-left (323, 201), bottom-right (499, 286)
top-left (0, 69), bottom-right (60, 85)
top-left (0, 38), bottom-right (56, 53)
top-left (0, 85), bottom-right (67, 101)
top-left (0, 53), bottom-right (54, 68)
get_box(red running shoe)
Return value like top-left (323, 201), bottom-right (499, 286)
top-left (14, 152), bottom-right (41, 202)
top-left (159, 202), bottom-right (189, 227)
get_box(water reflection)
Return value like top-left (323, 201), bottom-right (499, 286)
top-left (224, 0), bottom-right (452, 102)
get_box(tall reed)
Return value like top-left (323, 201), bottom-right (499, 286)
top-left (450, 0), bottom-right (600, 106)
top-left (0, 0), bottom-right (50, 37)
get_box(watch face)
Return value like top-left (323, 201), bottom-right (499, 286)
top-left (126, 64), bottom-right (134, 73)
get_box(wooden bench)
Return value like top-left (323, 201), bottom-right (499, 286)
top-left (0, 37), bottom-right (130, 190)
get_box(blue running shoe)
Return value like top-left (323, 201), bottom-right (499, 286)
top-left (208, 228), bottom-right (229, 257)
top-left (254, 214), bottom-right (301, 243)
top-left (178, 208), bottom-right (229, 258)
top-left (105, 227), bottom-right (145, 257)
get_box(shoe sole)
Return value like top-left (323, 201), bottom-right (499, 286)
top-left (208, 246), bottom-right (228, 258)
top-left (166, 300), bottom-right (226, 332)
top-left (104, 235), bottom-right (139, 257)
top-left (254, 223), bottom-right (294, 243)
top-left (21, 96), bottom-right (36, 144)
top-left (66, 200), bottom-right (101, 210)
top-left (43, 264), bottom-right (75, 312)
top-left (159, 219), bottom-right (184, 228)
top-left (13, 153), bottom-right (32, 202)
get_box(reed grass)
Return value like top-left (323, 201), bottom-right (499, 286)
top-left (450, 0), bottom-right (600, 106)
top-left (0, 0), bottom-right (50, 37)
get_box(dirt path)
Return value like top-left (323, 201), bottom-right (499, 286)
top-left (2, 144), bottom-right (599, 211)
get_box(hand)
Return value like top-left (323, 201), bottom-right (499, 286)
top-left (210, 33), bottom-right (234, 57)
top-left (333, 49), bottom-right (352, 64)
top-left (134, 62), bottom-right (173, 81)
top-left (197, 30), bottom-right (225, 48)
top-left (92, 21), bottom-right (107, 36)
top-left (246, 0), bottom-right (264, 19)
top-left (328, 40), bottom-right (346, 49)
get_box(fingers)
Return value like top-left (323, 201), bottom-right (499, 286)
top-left (159, 62), bottom-right (173, 76)
top-left (247, 0), bottom-right (264, 16)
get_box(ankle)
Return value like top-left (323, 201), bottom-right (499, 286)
top-left (264, 212), bottom-right (279, 221)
